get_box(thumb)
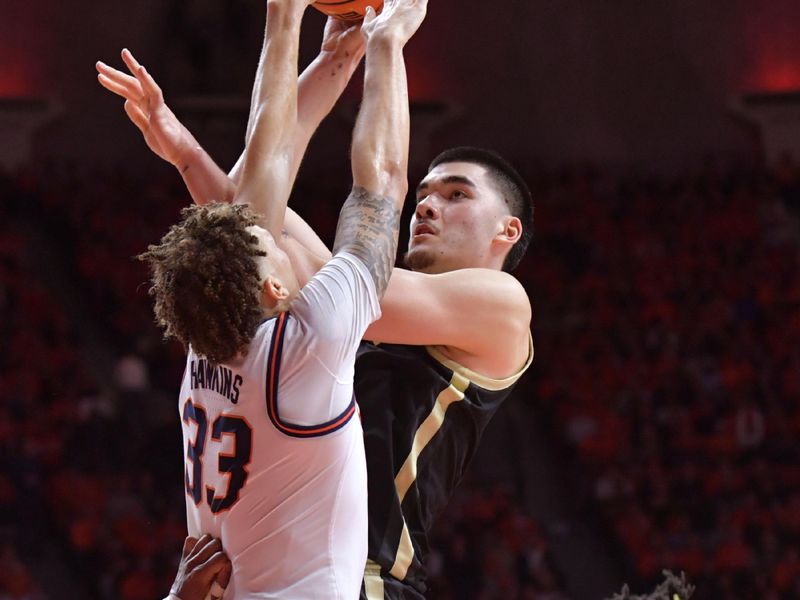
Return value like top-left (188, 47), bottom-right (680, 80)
top-left (363, 5), bottom-right (377, 25)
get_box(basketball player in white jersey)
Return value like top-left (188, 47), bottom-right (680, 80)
top-left (130, 0), bottom-right (427, 597)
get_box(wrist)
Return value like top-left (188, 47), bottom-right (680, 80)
top-left (318, 46), bottom-right (364, 69)
top-left (366, 32), bottom-right (406, 52)
top-left (266, 0), bottom-right (307, 21)
top-left (175, 145), bottom-right (202, 174)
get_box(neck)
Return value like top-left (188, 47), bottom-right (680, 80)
top-left (261, 302), bottom-right (285, 319)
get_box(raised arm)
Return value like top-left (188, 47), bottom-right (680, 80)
top-left (96, 18), bottom-right (364, 237)
top-left (96, 49), bottom-right (237, 205)
top-left (235, 17), bottom-right (365, 255)
top-left (235, 17), bottom-right (365, 181)
top-left (233, 0), bottom-right (314, 236)
top-left (332, 0), bottom-right (427, 297)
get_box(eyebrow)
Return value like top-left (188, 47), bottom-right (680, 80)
top-left (416, 175), bottom-right (477, 195)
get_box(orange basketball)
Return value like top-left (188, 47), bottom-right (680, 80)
top-left (313, 0), bottom-right (383, 21)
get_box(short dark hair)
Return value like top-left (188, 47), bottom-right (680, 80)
top-left (428, 146), bottom-right (533, 271)
top-left (138, 203), bottom-right (265, 364)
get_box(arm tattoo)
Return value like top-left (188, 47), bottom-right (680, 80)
top-left (332, 186), bottom-right (400, 298)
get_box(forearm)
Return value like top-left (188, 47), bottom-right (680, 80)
top-left (234, 46), bottom-right (361, 188)
top-left (332, 36), bottom-right (411, 298)
top-left (351, 36), bottom-right (410, 201)
top-left (293, 51), bottom-right (361, 170)
top-left (297, 54), bottom-right (358, 129)
top-left (332, 186), bottom-right (400, 298)
top-left (242, 0), bottom-right (303, 148)
top-left (178, 145), bottom-right (237, 205)
top-left (235, 0), bottom-right (305, 235)
top-left (250, 0), bottom-right (303, 149)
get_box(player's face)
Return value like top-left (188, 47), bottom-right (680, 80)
top-left (247, 225), bottom-right (298, 304)
top-left (405, 162), bottom-right (512, 273)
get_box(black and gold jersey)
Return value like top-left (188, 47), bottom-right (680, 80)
top-left (356, 336), bottom-right (533, 599)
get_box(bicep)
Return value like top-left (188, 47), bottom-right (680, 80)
top-left (364, 270), bottom-right (462, 347)
top-left (365, 269), bottom-right (531, 354)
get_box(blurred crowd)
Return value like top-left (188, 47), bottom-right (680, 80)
top-left (2, 152), bottom-right (799, 599)
top-left (426, 483), bottom-right (569, 600)
top-left (0, 161), bottom-right (565, 600)
top-left (0, 166), bottom-right (186, 599)
top-left (528, 156), bottom-right (800, 599)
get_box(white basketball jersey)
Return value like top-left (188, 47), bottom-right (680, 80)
top-left (178, 253), bottom-right (379, 599)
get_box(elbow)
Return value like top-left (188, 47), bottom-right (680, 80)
top-left (380, 156), bottom-right (406, 182)
top-left (384, 160), bottom-right (409, 199)
top-left (354, 157), bottom-right (408, 200)
top-left (381, 176), bottom-right (408, 204)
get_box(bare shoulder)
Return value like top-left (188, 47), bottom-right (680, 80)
top-left (484, 269), bottom-right (530, 308)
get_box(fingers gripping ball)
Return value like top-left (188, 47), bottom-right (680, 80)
top-left (313, 0), bottom-right (383, 21)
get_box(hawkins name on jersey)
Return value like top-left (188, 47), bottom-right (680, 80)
top-left (189, 358), bottom-right (243, 403)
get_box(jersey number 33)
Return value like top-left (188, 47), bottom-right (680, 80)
top-left (182, 398), bottom-right (253, 513)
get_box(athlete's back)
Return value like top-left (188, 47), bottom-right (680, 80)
top-left (179, 253), bottom-right (378, 599)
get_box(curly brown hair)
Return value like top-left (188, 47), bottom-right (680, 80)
top-left (138, 202), bottom-right (266, 364)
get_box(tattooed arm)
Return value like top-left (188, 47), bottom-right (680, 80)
top-left (333, 186), bottom-right (400, 298)
top-left (332, 0), bottom-right (427, 298)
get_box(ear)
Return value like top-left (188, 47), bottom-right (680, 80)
top-left (496, 216), bottom-right (522, 245)
top-left (262, 276), bottom-right (290, 308)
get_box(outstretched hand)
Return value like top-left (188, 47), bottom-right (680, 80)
top-left (96, 49), bottom-right (193, 168)
top-left (361, 0), bottom-right (427, 46)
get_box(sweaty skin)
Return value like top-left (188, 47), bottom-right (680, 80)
top-left (96, 2), bottom-right (530, 379)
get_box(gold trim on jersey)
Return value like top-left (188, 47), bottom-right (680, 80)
top-left (425, 331), bottom-right (534, 391)
top-left (364, 559), bottom-right (385, 600)
top-left (389, 371), bottom-right (471, 580)
top-left (385, 333), bottom-right (534, 582)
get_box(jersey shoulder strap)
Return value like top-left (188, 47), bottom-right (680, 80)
top-left (265, 312), bottom-right (357, 438)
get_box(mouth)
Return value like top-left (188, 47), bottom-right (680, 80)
top-left (413, 223), bottom-right (437, 237)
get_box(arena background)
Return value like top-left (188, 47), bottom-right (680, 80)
top-left (2, 1), bottom-right (800, 598)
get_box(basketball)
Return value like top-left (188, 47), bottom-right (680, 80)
top-left (313, 0), bottom-right (383, 21)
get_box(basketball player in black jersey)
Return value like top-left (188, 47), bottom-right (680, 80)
top-left (98, 20), bottom-right (532, 599)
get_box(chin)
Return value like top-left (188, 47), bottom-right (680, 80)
top-left (402, 248), bottom-right (438, 273)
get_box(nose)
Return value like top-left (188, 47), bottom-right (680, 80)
top-left (415, 195), bottom-right (441, 221)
